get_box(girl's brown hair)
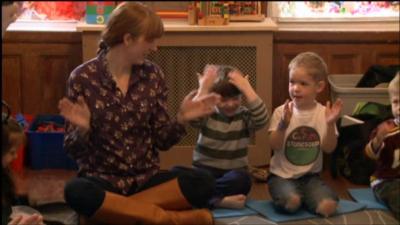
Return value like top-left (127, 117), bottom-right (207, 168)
top-left (288, 52), bottom-right (328, 82)
top-left (99, 2), bottom-right (164, 50)
top-left (2, 117), bottom-right (23, 210)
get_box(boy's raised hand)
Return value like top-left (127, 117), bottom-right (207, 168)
top-left (325, 99), bottom-right (343, 124)
top-left (375, 120), bottom-right (393, 143)
top-left (228, 70), bottom-right (257, 102)
top-left (198, 64), bottom-right (219, 91)
top-left (195, 64), bottom-right (219, 100)
top-left (228, 70), bottom-right (251, 93)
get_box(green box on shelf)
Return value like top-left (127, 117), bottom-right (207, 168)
top-left (86, 1), bottom-right (115, 24)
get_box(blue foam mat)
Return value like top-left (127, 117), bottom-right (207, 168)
top-left (246, 199), bottom-right (366, 223)
top-left (348, 188), bottom-right (389, 210)
top-left (212, 207), bottom-right (258, 218)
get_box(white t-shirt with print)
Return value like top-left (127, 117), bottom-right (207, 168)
top-left (268, 102), bottom-right (338, 179)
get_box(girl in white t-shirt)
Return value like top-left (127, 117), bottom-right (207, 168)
top-left (268, 52), bottom-right (343, 218)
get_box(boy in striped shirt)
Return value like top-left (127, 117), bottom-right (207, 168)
top-left (175, 65), bottom-right (269, 209)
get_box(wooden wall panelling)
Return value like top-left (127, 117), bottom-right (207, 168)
top-left (273, 32), bottom-right (400, 109)
top-left (2, 32), bottom-right (82, 115)
top-left (2, 55), bottom-right (22, 112)
top-left (372, 44), bottom-right (400, 65)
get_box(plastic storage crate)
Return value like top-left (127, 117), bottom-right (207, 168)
top-left (10, 114), bottom-right (34, 174)
top-left (27, 115), bottom-right (77, 170)
top-left (328, 74), bottom-right (390, 116)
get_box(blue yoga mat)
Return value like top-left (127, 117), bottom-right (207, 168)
top-left (212, 207), bottom-right (258, 218)
top-left (246, 199), bottom-right (365, 223)
top-left (348, 188), bottom-right (389, 210)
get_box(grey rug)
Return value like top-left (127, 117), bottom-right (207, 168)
top-left (216, 210), bottom-right (399, 225)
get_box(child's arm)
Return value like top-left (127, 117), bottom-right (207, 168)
top-left (364, 121), bottom-right (391, 160)
top-left (269, 128), bottom-right (286, 152)
top-left (321, 99), bottom-right (343, 153)
top-left (246, 97), bottom-right (269, 131)
top-left (321, 123), bottom-right (337, 153)
top-left (228, 70), bottom-right (269, 130)
top-left (269, 100), bottom-right (293, 151)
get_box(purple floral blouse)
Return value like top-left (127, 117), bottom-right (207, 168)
top-left (64, 50), bottom-right (186, 195)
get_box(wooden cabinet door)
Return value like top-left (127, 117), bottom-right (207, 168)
top-left (2, 32), bottom-right (82, 114)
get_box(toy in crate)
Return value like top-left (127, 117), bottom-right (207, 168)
top-left (27, 115), bottom-right (77, 170)
top-left (86, 1), bottom-right (115, 24)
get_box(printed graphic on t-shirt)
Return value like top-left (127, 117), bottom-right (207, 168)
top-left (285, 126), bottom-right (320, 165)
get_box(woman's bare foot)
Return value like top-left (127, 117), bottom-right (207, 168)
top-left (215, 194), bottom-right (247, 209)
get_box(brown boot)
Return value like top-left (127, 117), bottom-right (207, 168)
top-left (129, 178), bottom-right (192, 210)
top-left (92, 191), bottom-right (213, 225)
top-left (167, 209), bottom-right (213, 225)
top-left (79, 216), bottom-right (89, 225)
top-left (79, 215), bottom-right (106, 225)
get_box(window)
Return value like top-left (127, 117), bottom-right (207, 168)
top-left (18, 1), bottom-right (86, 21)
top-left (272, 1), bottom-right (399, 19)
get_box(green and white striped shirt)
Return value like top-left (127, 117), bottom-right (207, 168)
top-left (191, 97), bottom-right (269, 170)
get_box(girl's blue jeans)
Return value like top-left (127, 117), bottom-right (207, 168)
top-left (267, 173), bottom-right (338, 214)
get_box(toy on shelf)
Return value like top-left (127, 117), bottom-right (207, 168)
top-left (188, 1), bottom-right (265, 26)
top-left (86, 1), bottom-right (115, 24)
top-left (228, 1), bottom-right (265, 21)
top-left (196, 1), bottom-right (230, 26)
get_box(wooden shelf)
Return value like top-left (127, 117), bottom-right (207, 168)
top-left (230, 14), bottom-right (265, 22)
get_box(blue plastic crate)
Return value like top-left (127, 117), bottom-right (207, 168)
top-left (27, 115), bottom-right (77, 170)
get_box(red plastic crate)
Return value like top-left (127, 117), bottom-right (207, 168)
top-left (10, 145), bottom-right (25, 174)
top-left (9, 114), bottom-right (34, 174)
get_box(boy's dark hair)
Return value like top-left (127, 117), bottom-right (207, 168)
top-left (210, 65), bottom-right (241, 98)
